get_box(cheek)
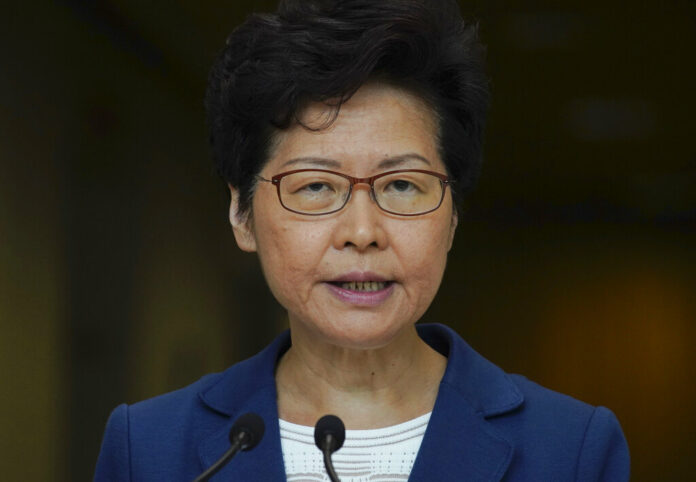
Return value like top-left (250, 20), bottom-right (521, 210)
top-left (398, 220), bottom-right (452, 297)
top-left (254, 220), bottom-right (328, 305)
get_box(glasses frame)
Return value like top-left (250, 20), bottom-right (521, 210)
top-left (257, 168), bottom-right (452, 216)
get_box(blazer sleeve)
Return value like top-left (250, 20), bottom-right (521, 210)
top-left (94, 403), bottom-right (131, 482)
top-left (575, 406), bottom-right (630, 482)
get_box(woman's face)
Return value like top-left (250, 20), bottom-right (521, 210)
top-left (230, 83), bottom-right (457, 349)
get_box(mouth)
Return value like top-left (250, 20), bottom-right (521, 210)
top-left (324, 272), bottom-right (395, 306)
top-left (328, 280), bottom-right (393, 292)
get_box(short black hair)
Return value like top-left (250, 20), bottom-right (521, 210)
top-left (205, 0), bottom-right (489, 217)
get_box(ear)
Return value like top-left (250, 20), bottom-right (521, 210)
top-left (228, 184), bottom-right (257, 252)
top-left (447, 208), bottom-right (458, 252)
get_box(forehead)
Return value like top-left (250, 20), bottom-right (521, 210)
top-left (265, 83), bottom-right (443, 173)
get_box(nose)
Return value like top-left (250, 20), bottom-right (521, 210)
top-left (332, 185), bottom-right (388, 252)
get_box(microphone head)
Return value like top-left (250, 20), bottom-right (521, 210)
top-left (229, 413), bottom-right (265, 451)
top-left (314, 414), bottom-right (346, 454)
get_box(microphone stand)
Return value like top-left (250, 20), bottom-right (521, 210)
top-left (193, 431), bottom-right (248, 482)
top-left (321, 433), bottom-right (341, 482)
top-left (192, 412), bottom-right (265, 482)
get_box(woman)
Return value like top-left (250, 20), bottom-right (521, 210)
top-left (95, 1), bottom-right (630, 480)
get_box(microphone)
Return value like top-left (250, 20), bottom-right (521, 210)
top-left (314, 414), bottom-right (346, 482)
top-left (193, 412), bottom-right (265, 482)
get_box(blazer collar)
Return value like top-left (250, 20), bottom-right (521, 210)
top-left (418, 324), bottom-right (524, 418)
top-left (197, 324), bottom-right (523, 481)
top-left (409, 324), bottom-right (523, 481)
top-left (197, 333), bottom-right (289, 480)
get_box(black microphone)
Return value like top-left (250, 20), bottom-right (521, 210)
top-left (193, 412), bottom-right (265, 482)
top-left (314, 414), bottom-right (346, 482)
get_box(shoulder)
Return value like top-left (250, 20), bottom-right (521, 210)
top-left (505, 373), bottom-right (596, 429)
top-left (506, 373), bottom-right (624, 438)
top-left (129, 371), bottom-right (221, 414)
top-left (94, 372), bottom-right (228, 482)
top-left (419, 324), bottom-right (630, 480)
top-left (127, 371), bottom-right (225, 432)
top-left (497, 374), bottom-right (630, 481)
top-left (94, 333), bottom-right (288, 481)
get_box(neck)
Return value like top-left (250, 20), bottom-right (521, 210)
top-left (275, 323), bottom-right (446, 429)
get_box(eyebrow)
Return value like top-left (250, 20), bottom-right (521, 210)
top-left (281, 157), bottom-right (341, 169)
top-left (377, 154), bottom-right (431, 169)
top-left (280, 153), bottom-right (431, 170)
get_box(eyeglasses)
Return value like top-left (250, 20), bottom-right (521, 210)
top-left (256, 169), bottom-right (452, 216)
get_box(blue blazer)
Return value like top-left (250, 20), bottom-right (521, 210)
top-left (94, 324), bottom-right (629, 481)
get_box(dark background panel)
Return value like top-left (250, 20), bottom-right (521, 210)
top-left (0, 1), bottom-right (693, 480)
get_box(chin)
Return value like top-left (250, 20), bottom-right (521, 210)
top-left (315, 316), bottom-right (411, 351)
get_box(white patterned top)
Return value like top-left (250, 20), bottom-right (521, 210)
top-left (279, 412), bottom-right (431, 482)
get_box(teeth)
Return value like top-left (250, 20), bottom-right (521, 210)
top-left (340, 281), bottom-right (387, 292)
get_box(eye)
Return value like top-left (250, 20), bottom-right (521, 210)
top-left (300, 182), bottom-right (333, 193)
top-left (386, 179), bottom-right (417, 193)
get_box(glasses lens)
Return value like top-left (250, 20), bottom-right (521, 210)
top-left (279, 171), bottom-right (350, 214)
top-left (374, 171), bottom-right (444, 215)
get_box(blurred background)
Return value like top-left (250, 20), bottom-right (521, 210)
top-left (1, 0), bottom-right (694, 480)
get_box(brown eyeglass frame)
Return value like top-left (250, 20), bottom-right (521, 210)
top-left (256, 168), bottom-right (452, 216)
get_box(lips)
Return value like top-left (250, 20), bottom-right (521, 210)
top-left (328, 271), bottom-right (390, 283)
top-left (332, 280), bottom-right (389, 292)
top-left (324, 272), bottom-right (395, 306)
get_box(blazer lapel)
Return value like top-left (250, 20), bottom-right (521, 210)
top-left (197, 385), bottom-right (287, 481)
top-left (409, 324), bottom-right (525, 481)
top-left (408, 383), bottom-right (514, 481)
top-left (196, 331), bottom-right (292, 481)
